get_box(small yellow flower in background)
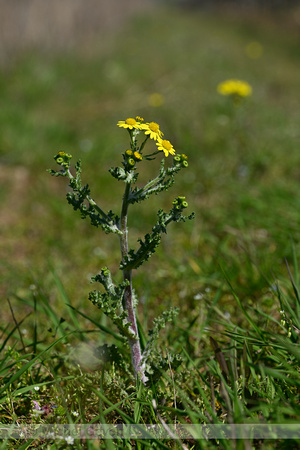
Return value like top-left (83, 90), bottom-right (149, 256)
top-left (117, 118), bottom-right (142, 130)
top-left (217, 79), bottom-right (252, 98)
top-left (141, 121), bottom-right (164, 141)
top-left (156, 139), bottom-right (175, 157)
top-left (245, 41), bottom-right (263, 59)
top-left (149, 93), bottom-right (164, 107)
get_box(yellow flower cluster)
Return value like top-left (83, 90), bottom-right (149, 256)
top-left (117, 117), bottom-right (175, 157)
top-left (217, 79), bottom-right (252, 98)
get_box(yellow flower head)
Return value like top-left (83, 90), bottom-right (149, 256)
top-left (217, 79), bottom-right (252, 98)
top-left (134, 151), bottom-right (143, 161)
top-left (117, 118), bottom-right (142, 130)
top-left (141, 121), bottom-right (164, 141)
top-left (156, 139), bottom-right (175, 157)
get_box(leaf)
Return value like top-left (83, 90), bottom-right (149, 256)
top-left (210, 337), bottom-right (229, 380)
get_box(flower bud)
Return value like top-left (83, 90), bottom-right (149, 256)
top-left (128, 158), bottom-right (135, 167)
top-left (54, 151), bottom-right (72, 167)
top-left (133, 151), bottom-right (143, 161)
top-left (101, 267), bottom-right (110, 276)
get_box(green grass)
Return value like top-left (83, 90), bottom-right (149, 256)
top-left (1, 5), bottom-right (300, 449)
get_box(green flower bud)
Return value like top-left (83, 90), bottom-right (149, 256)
top-left (182, 201), bottom-right (188, 208)
top-left (101, 267), bottom-right (110, 276)
top-left (125, 149), bottom-right (133, 156)
top-left (128, 158), bottom-right (135, 166)
top-left (182, 160), bottom-right (188, 168)
top-left (54, 151), bottom-right (72, 167)
top-left (174, 155), bottom-right (181, 162)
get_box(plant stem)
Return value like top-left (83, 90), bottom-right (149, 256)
top-left (120, 181), bottom-right (146, 383)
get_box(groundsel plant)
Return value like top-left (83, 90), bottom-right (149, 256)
top-left (217, 79), bottom-right (252, 105)
top-left (48, 116), bottom-right (194, 383)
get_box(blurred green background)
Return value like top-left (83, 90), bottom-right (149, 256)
top-left (1, 0), bottom-right (300, 336)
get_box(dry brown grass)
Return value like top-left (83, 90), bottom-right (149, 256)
top-left (0, 0), bottom-right (153, 65)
